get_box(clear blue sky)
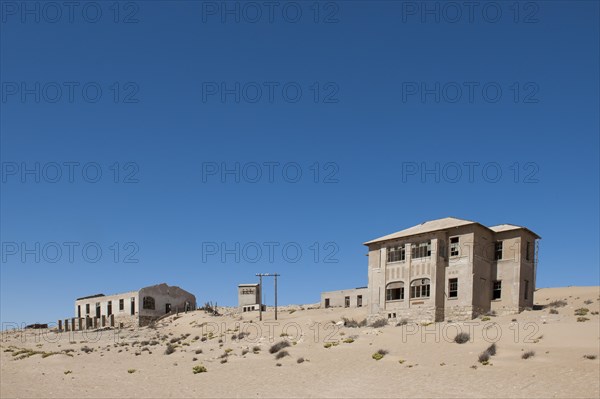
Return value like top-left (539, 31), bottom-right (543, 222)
top-left (1, 1), bottom-right (598, 326)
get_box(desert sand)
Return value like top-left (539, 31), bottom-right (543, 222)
top-left (1, 286), bottom-right (599, 398)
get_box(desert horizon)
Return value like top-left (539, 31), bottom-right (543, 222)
top-left (2, 286), bottom-right (599, 398)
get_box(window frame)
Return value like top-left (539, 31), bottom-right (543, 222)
top-left (448, 278), bottom-right (458, 298)
top-left (412, 241), bottom-right (432, 259)
top-left (449, 237), bottom-right (459, 257)
top-left (492, 280), bottom-right (502, 300)
top-left (385, 281), bottom-right (405, 301)
top-left (142, 296), bottom-right (155, 310)
top-left (387, 245), bottom-right (406, 263)
top-left (410, 278), bottom-right (431, 299)
top-left (494, 241), bottom-right (503, 260)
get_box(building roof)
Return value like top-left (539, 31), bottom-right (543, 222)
top-left (364, 217), bottom-right (476, 245)
top-left (489, 224), bottom-right (541, 239)
top-left (239, 283), bottom-right (259, 287)
top-left (364, 217), bottom-right (540, 245)
top-left (75, 294), bottom-right (105, 301)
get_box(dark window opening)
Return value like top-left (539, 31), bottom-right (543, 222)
top-left (85, 304), bottom-right (90, 314)
top-left (524, 280), bottom-right (529, 300)
top-left (344, 296), bottom-right (350, 308)
top-left (450, 237), bottom-right (459, 257)
top-left (119, 299), bottom-right (124, 311)
top-left (526, 241), bottom-right (531, 261)
top-left (410, 278), bottom-right (431, 298)
top-left (324, 298), bottom-right (330, 308)
top-left (357, 295), bottom-right (363, 307)
top-left (495, 241), bottom-right (503, 260)
top-left (107, 301), bottom-right (112, 316)
top-left (130, 297), bottom-right (135, 315)
top-left (449, 278), bottom-right (458, 298)
top-left (493, 281), bottom-right (502, 300)
top-left (412, 242), bottom-right (432, 259)
top-left (386, 281), bottom-right (405, 301)
top-left (77, 305), bottom-right (81, 318)
top-left (95, 302), bottom-right (101, 319)
top-left (142, 296), bottom-right (155, 310)
top-left (387, 246), bottom-right (405, 263)
top-left (165, 303), bottom-right (171, 314)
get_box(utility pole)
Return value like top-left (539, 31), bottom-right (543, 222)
top-left (255, 273), bottom-right (280, 321)
top-left (258, 274), bottom-right (263, 321)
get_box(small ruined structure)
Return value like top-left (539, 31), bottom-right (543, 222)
top-left (238, 283), bottom-right (261, 312)
top-left (59, 283), bottom-right (196, 331)
top-left (321, 287), bottom-right (367, 309)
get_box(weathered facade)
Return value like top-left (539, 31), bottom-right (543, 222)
top-left (73, 283), bottom-right (196, 328)
top-left (238, 283), bottom-right (261, 312)
top-left (321, 287), bottom-right (368, 308)
top-left (365, 217), bottom-right (540, 322)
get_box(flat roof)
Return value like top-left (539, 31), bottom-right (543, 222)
top-left (75, 294), bottom-right (105, 301)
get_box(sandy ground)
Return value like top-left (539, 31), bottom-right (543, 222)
top-left (1, 286), bottom-right (599, 398)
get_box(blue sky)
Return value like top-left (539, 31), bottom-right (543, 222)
top-left (1, 1), bottom-right (598, 326)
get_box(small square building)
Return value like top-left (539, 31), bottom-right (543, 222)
top-left (238, 283), bottom-right (261, 312)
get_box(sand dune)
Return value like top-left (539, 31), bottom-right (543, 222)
top-left (1, 286), bottom-right (599, 398)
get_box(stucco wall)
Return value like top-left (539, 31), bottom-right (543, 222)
top-left (366, 223), bottom-right (539, 322)
top-left (320, 287), bottom-right (368, 308)
top-left (138, 284), bottom-right (196, 323)
top-left (74, 284), bottom-right (196, 328)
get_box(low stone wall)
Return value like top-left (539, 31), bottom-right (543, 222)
top-left (369, 306), bottom-right (444, 324)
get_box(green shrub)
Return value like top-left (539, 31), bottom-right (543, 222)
top-left (574, 308), bottom-right (589, 316)
top-left (478, 352), bottom-right (490, 364)
top-left (192, 365), bottom-right (207, 374)
top-left (372, 349), bottom-right (388, 360)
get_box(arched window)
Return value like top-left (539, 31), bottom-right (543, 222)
top-left (386, 281), bottom-right (405, 301)
top-left (142, 296), bottom-right (155, 310)
top-left (410, 278), bottom-right (431, 298)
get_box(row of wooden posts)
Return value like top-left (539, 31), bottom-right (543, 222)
top-left (57, 314), bottom-right (116, 332)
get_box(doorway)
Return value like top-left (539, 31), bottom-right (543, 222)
top-left (165, 303), bottom-right (171, 314)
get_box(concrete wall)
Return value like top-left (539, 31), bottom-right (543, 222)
top-left (320, 287), bottom-right (368, 308)
top-left (138, 284), bottom-right (196, 325)
top-left (238, 284), bottom-right (260, 309)
top-left (367, 224), bottom-right (538, 322)
top-left (75, 291), bottom-right (138, 328)
top-left (74, 283), bottom-right (196, 328)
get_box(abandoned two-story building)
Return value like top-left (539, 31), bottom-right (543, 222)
top-left (321, 217), bottom-right (540, 323)
top-left (74, 283), bottom-right (196, 328)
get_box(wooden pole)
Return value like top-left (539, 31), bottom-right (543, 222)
top-left (258, 275), bottom-right (263, 321)
top-left (274, 274), bottom-right (278, 321)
